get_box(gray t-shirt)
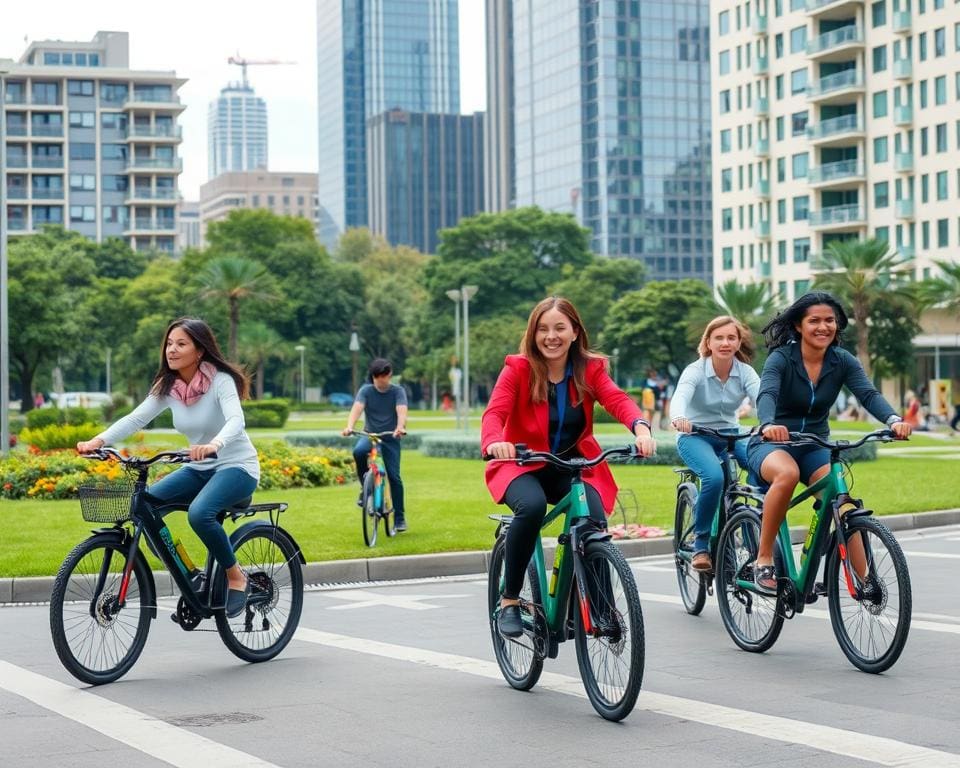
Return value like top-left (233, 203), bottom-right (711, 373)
top-left (356, 383), bottom-right (407, 433)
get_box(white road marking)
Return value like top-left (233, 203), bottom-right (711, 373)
top-left (903, 550), bottom-right (960, 559)
top-left (895, 528), bottom-right (960, 543)
top-left (294, 628), bottom-right (960, 767)
top-left (0, 661), bottom-right (279, 768)
top-left (322, 589), bottom-right (472, 611)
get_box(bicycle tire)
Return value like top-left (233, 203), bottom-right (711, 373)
top-left (673, 485), bottom-right (706, 615)
top-left (715, 507), bottom-right (784, 653)
top-left (50, 536), bottom-right (152, 685)
top-left (826, 515), bottom-right (912, 673)
top-left (487, 535), bottom-right (544, 691)
top-left (216, 526), bottom-right (304, 663)
top-left (574, 541), bottom-right (645, 721)
top-left (361, 471), bottom-right (378, 547)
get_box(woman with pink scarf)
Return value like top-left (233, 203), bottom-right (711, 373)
top-left (77, 317), bottom-right (259, 618)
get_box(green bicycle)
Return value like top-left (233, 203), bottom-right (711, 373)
top-left (487, 444), bottom-right (645, 721)
top-left (715, 429), bottom-right (912, 673)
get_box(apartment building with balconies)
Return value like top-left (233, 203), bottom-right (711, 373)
top-left (1, 31), bottom-right (185, 252)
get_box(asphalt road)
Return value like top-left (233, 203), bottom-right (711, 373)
top-left (1, 524), bottom-right (959, 768)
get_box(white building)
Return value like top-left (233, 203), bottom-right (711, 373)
top-left (207, 83), bottom-right (267, 179)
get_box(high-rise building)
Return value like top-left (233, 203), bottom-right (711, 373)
top-left (1, 31), bottom-right (185, 252)
top-left (510, 0), bottom-right (713, 282)
top-left (198, 170), bottom-right (318, 242)
top-left (316, 0), bottom-right (461, 248)
top-left (484, 0), bottom-right (514, 212)
top-left (207, 83), bottom-right (268, 179)
top-left (367, 109), bottom-right (483, 253)
top-left (178, 200), bottom-right (201, 252)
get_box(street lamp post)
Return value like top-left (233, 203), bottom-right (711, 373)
top-left (445, 289), bottom-right (462, 428)
top-left (294, 345), bottom-right (306, 404)
top-left (1, 71), bottom-right (10, 456)
top-left (349, 330), bottom-right (360, 394)
top-left (461, 285), bottom-right (478, 431)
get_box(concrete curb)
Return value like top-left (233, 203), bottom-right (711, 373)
top-left (5, 509), bottom-right (959, 604)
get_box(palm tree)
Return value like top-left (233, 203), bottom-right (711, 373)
top-left (811, 238), bottom-right (911, 378)
top-left (918, 259), bottom-right (960, 316)
top-left (688, 280), bottom-right (780, 362)
top-left (238, 323), bottom-right (285, 399)
top-left (198, 256), bottom-right (276, 359)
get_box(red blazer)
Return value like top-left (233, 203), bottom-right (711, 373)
top-left (480, 354), bottom-right (644, 513)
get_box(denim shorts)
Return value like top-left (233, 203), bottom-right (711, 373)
top-left (746, 438), bottom-right (830, 485)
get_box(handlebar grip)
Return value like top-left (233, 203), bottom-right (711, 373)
top-left (514, 443), bottom-right (528, 453)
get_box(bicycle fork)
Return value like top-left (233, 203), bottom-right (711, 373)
top-left (831, 496), bottom-right (873, 600)
top-left (570, 521), bottom-right (614, 637)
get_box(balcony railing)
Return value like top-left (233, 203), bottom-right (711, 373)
top-left (753, 56), bottom-right (769, 76)
top-left (125, 188), bottom-right (178, 201)
top-left (755, 179), bottom-right (771, 197)
top-left (808, 159), bottom-right (863, 184)
top-left (893, 10), bottom-right (911, 33)
top-left (898, 244), bottom-right (915, 259)
top-left (4, 93), bottom-right (27, 105)
top-left (806, 25), bottom-right (862, 55)
top-left (893, 58), bottom-right (912, 80)
top-left (31, 156), bottom-right (64, 168)
top-left (809, 204), bottom-right (865, 227)
top-left (895, 199), bottom-right (915, 219)
top-left (805, 0), bottom-right (863, 10)
top-left (126, 125), bottom-right (183, 139)
top-left (807, 69), bottom-right (862, 97)
top-left (754, 96), bottom-right (769, 116)
top-left (6, 125), bottom-right (27, 137)
top-left (32, 188), bottom-right (65, 200)
top-left (6, 219), bottom-right (28, 231)
top-left (5, 188), bottom-right (28, 199)
top-left (754, 138), bottom-right (770, 157)
top-left (894, 152), bottom-right (914, 172)
top-left (756, 261), bottom-right (772, 279)
top-left (806, 113), bottom-right (862, 140)
top-left (125, 157), bottom-right (183, 171)
top-left (894, 104), bottom-right (913, 126)
top-left (755, 220), bottom-right (771, 238)
top-left (30, 125), bottom-right (64, 138)
top-left (5, 156), bottom-right (29, 168)
top-left (752, 14), bottom-right (768, 34)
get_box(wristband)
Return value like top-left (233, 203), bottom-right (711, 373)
top-left (885, 415), bottom-right (903, 426)
top-left (631, 417), bottom-right (651, 434)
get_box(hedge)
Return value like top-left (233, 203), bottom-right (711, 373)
top-left (26, 407), bottom-right (104, 430)
top-left (18, 423), bottom-right (107, 452)
top-left (107, 398), bottom-right (291, 430)
top-left (286, 432), bottom-right (424, 450)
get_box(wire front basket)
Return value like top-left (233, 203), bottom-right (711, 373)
top-left (77, 479), bottom-right (136, 523)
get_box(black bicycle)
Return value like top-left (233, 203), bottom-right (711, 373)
top-left (50, 448), bottom-right (305, 685)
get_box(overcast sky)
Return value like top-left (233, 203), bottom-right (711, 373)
top-left (0, 0), bottom-right (487, 200)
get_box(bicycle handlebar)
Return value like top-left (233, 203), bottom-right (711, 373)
top-left (689, 425), bottom-right (757, 441)
top-left (80, 448), bottom-right (211, 466)
top-left (782, 429), bottom-right (900, 450)
top-left (487, 443), bottom-right (640, 470)
top-left (348, 429), bottom-right (400, 439)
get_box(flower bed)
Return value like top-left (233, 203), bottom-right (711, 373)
top-left (0, 441), bottom-right (355, 500)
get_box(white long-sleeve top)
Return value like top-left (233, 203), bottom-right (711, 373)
top-left (96, 372), bottom-right (259, 481)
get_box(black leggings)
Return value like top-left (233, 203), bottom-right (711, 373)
top-left (501, 466), bottom-right (606, 600)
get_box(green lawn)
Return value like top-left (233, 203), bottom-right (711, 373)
top-left (1, 449), bottom-right (957, 578)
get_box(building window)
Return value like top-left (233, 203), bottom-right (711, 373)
top-left (791, 68), bottom-right (808, 95)
top-left (719, 90), bottom-right (731, 113)
top-left (777, 199), bottom-right (787, 224)
top-left (875, 181), bottom-right (890, 208)
top-left (935, 27), bottom-right (946, 57)
top-left (919, 32), bottom-right (928, 61)
top-left (719, 50), bottom-right (730, 74)
top-left (922, 174), bottom-right (930, 203)
top-left (776, 117), bottom-right (785, 141)
top-left (775, 75), bottom-right (784, 100)
top-left (791, 111), bottom-right (808, 136)
top-left (921, 127), bottom-right (929, 156)
top-left (937, 123), bottom-right (948, 152)
top-left (872, 1), bottom-right (887, 27)
top-left (721, 168), bottom-right (733, 192)
top-left (874, 136), bottom-right (889, 162)
top-left (70, 205), bottom-right (95, 222)
top-left (777, 157), bottom-right (786, 182)
top-left (720, 130), bottom-right (731, 152)
top-left (920, 80), bottom-right (929, 109)
top-left (793, 196), bottom-right (810, 221)
top-left (69, 174), bottom-right (95, 190)
top-left (875, 226), bottom-right (889, 244)
top-left (873, 45), bottom-right (888, 73)
top-left (67, 80), bottom-right (94, 96)
top-left (793, 238), bottom-right (811, 263)
top-left (69, 142), bottom-right (95, 160)
top-left (722, 247), bottom-right (733, 269)
top-left (719, 10), bottom-right (730, 35)
top-left (790, 26), bottom-right (807, 54)
top-left (778, 240), bottom-right (787, 264)
top-left (68, 111), bottom-right (95, 128)
top-left (873, 90), bottom-right (888, 118)
top-left (937, 218), bottom-right (949, 247)
top-left (935, 76), bottom-right (947, 104)
top-left (775, 34), bottom-right (784, 59)
top-left (792, 152), bottom-right (809, 178)
top-left (922, 221), bottom-right (930, 249)
top-left (937, 171), bottom-right (948, 200)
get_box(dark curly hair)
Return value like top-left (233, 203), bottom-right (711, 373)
top-left (761, 291), bottom-right (849, 350)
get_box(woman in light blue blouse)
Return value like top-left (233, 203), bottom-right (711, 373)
top-left (669, 316), bottom-right (760, 572)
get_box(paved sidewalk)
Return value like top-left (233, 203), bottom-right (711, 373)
top-left (3, 508), bottom-right (958, 604)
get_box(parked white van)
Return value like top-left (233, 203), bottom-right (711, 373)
top-left (50, 392), bottom-right (112, 409)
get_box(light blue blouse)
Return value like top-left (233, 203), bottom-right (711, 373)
top-left (668, 356), bottom-right (761, 439)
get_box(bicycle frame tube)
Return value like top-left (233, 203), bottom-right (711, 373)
top-left (776, 461), bottom-right (846, 594)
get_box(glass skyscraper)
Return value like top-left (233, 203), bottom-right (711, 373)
top-left (512, 0), bottom-right (712, 282)
top-left (207, 83), bottom-right (268, 179)
top-left (316, 0), bottom-right (460, 249)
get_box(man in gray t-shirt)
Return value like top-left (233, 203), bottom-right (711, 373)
top-left (342, 358), bottom-right (409, 530)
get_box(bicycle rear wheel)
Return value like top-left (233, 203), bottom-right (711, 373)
top-left (715, 507), bottom-right (784, 653)
top-left (361, 471), bottom-right (378, 547)
top-left (216, 526), bottom-right (303, 663)
top-left (674, 485), bottom-right (706, 615)
top-left (488, 535), bottom-right (544, 691)
top-left (826, 516), bottom-right (911, 673)
top-left (50, 536), bottom-right (152, 685)
top-left (574, 541), bottom-right (644, 722)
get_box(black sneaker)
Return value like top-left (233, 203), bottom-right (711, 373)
top-left (497, 604), bottom-right (523, 638)
top-left (394, 517), bottom-right (408, 532)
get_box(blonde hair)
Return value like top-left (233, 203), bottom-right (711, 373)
top-left (697, 315), bottom-right (755, 363)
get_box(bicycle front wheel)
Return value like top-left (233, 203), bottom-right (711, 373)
top-left (50, 536), bottom-right (152, 685)
top-left (361, 471), bottom-right (378, 547)
top-left (674, 485), bottom-right (706, 615)
top-left (216, 526), bottom-right (304, 663)
top-left (715, 508), bottom-right (784, 653)
top-left (574, 541), bottom-right (644, 722)
top-left (826, 516), bottom-right (911, 673)
top-left (488, 534), bottom-right (544, 691)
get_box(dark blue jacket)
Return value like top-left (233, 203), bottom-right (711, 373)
top-left (756, 342), bottom-right (896, 437)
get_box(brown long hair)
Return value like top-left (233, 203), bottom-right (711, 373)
top-left (150, 317), bottom-right (250, 399)
top-left (520, 297), bottom-right (602, 404)
top-left (697, 315), bottom-right (755, 363)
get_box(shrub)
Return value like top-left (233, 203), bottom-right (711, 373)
top-left (101, 393), bottom-right (131, 422)
top-left (18, 423), bottom-right (105, 452)
top-left (25, 407), bottom-right (103, 429)
top-left (243, 399), bottom-right (290, 428)
top-left (286, 432), bottom-right (423, 450)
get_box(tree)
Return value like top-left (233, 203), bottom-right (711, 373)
top-left (548, 257), bottom-right (646, 340)
top-left (919, 259), bottom-right (960, 316)
top-left (811, 238), bottom-right (912, 378)
top-left (238, 323), bottom-right (286, 399)
top-left (689, 280), bottom-right (782, 367)
top-left (205, 208), bottom-right (318, 263)
top-left (198, 256), bottom-right (276, 359)
top-left (600, 280), bottom-right (713, 377)
top-left (7, 228), bottom-right (98, 410)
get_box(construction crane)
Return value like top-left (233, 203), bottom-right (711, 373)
top-left (227, 53), bottom-right (296, 88)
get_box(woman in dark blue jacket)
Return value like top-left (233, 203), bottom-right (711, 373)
top-left (747, 292), bottom-right (912, 592)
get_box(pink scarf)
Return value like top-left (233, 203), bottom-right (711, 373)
top-left (170, 362), bottom-right (217, 405)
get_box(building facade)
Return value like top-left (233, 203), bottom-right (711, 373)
top-left (511, 0), bottom-right (713, 282)
top-left (198, 170), bottom-right (318, 242)
top-left (1, 31), bottom-right (185, 252)
top-left (207, 83), bottom-right (268, 179)
top-left (711, 0), bottom-right (960, 300)
top-left (367, 108), bottom-right (483, 253)
top-left (178, 200), bottom-right (201, 252)
top-left (316, 0), bottom-right (461, 248)
top-left (484, 0), bottom-right (515, 212)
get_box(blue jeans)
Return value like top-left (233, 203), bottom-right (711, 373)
top-left (677, 432), bottom-right (748, 553)
top-left (353, 436), bottom-right (405, 520)
top-left (146, 467), bottom-right (258, 570)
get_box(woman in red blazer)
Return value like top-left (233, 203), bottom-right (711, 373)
top-left (481, 297), bottom-right (656, 637)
